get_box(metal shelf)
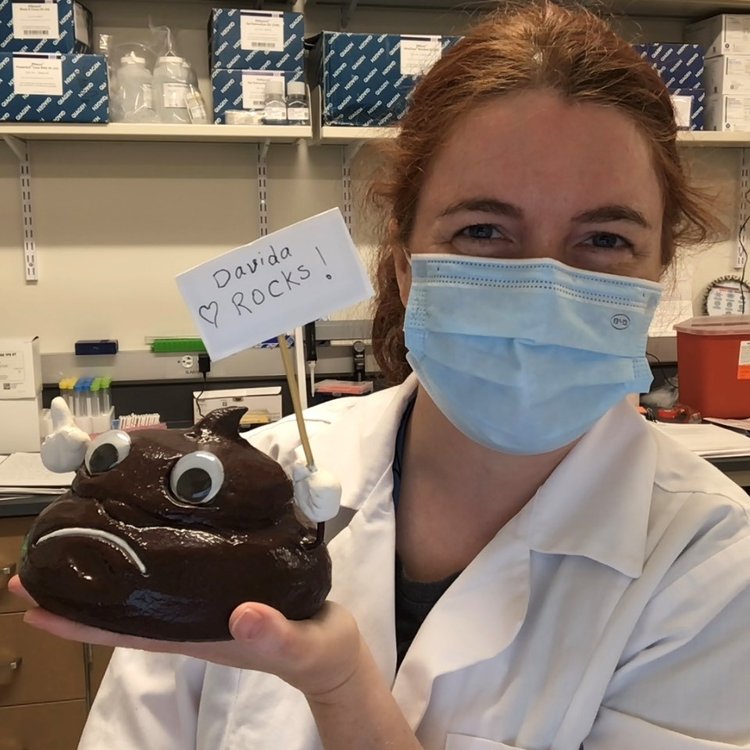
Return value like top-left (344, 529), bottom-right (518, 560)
top-left (319, 126), bottom-right (750, 147)
top-left (0, 123), bottom-right (313, 144)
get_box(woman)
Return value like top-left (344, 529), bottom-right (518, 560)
top-left (11, 2), bottom-right (750, 748)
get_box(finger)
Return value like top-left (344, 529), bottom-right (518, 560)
top-left (49, 396), bottom-right (76, 430)
top-left (7, 575), bottom-right (37, 606)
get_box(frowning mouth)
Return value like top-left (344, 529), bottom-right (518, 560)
top-left (35, 527), bottom-right (148, 575)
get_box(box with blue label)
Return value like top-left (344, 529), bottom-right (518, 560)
top-left (211, 67), bottom-right (303, 123)
top-left (1, 0), bottom-right (92, 54)
top-left (310, 31), bottom-right (460, 127)
top-left (0, 52), bottom-right (108, 122)
top-left (634, 43), bottom-right (704, 91)
top-left (208, 8), bottom-right (304, 71)
top-left (671, 88), bottom-right (704, 130)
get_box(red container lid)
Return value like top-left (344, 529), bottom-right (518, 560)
top-left (674, 315), bottom-right (750, 336)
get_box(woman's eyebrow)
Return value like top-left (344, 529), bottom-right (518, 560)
top-left (572, 205), bottom-right (651, 228)
top-left (438, 198), bottom-right (523, 219)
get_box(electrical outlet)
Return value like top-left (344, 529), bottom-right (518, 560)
top-left (178, 355), bottom-right (194, 370)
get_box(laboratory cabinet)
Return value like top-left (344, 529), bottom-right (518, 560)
top-left (0, 515), bottom-right (112, 750)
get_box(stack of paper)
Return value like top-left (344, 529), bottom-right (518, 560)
top-left (0, 452), bottom-right (74, 497)
top-left (652, 422), bottom-right (750, 458)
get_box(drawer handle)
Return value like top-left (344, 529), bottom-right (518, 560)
top-left (0, 655), bottom-right (22, 686)
top-left (0, 562), bottom-right (16, 590)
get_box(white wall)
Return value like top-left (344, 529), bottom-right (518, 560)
top-left (0, 1), bottom-right (743, 371)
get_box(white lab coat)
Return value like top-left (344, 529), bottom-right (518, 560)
top-left (79, 375), bottom-right (750, 750)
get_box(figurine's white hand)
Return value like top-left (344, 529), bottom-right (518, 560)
top-left (40, 397), bottom-right (91, 473)
top-left (292, 462), bottom-right (342, 522)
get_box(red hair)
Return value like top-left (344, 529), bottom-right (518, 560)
top-left (369, 1), bottom-right (719, 384)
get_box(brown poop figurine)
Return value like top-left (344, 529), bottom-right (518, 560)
top-left (19, 407), bottom-right (331, 641)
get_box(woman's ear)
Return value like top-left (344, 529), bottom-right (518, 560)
top-left (390, 220), bottom-right (411, 307)
top-left (393, 245), bottom-right (411, 308)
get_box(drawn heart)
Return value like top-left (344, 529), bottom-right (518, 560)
top-left (199, 301), bottom-right (219, 327)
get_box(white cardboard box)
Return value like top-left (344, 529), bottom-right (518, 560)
top-left (704, 56), bottom-right (750, 95)
top-left (705, 94), bottom-right (750, 130)
top-left (192, 386), bottom-right (282, 425)
top-left (0, 337), bottom-right (41, 400)
top-left (685, 15), bottom-right (750, 58)
top-left (0, 394), bottom-right (43, 453)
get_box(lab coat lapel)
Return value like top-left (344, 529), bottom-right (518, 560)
top-left (298, 378), bottom-right (420, 684)
top-left (392, 516), bottom-right (531, 730)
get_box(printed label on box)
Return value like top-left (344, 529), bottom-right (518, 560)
top-left (11, 2), bottom-right (60, 40)
top-left (738, 340), bottom-right (750, 379)
top-left (241, 70), bottom-right (282, 110)
top-left (12, 55), bottom-right (63, 96)
top-left (726, 96), bottom-right (750, 122)
top-left (400, 35), bottom-right (442, 76)
top-left (0, 347), bottom-right (26, 386)
top-left (240, 11), bottom-right (284, 53)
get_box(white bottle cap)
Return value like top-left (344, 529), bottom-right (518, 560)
top-left (288, 81), bottom-right (306, 96)
top-left (120, 54), bottom-right (146, 65)
top-left (265, 77), bottom-right (286, 96)
top-left (157, 55), bottom-right (184, 64)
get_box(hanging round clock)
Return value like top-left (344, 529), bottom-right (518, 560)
top-left (702, 275), bottom-right (750, 316)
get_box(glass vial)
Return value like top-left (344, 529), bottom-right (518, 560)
top-left (263, 77), bottom-right (287, 125)
top-left (286, 80), bottom-right (310, 125)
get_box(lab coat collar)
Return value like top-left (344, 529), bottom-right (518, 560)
top-left (523, 399), bottom-right (657, 579)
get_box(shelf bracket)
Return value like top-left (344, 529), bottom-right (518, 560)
top-left (340, 0), bottom-right (359, 30)
top-left (738, 148), bottom-right (750, 270)
top-left (3, 135), bottom-right (38, 282)
top-left (341, 142), bottom-right (361, 234)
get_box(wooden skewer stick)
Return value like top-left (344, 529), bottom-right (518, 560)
top-left (277, 334), bottom-right (324, 548)
top-left (277, 334), bottom-right (314, 468)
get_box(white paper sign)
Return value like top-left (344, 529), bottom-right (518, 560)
top-left (240, 11), bottom-right (284, 52)
top-left (176, 209), bottom-right (374, 362)
top-left (12, 55), bottom-right (63, 96)
top-left (0, 347), bottom-right (26, 385)
top-left (400, 36), bottom-right (442, 76)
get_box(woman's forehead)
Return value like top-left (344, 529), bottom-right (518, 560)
top-left (418, 91), bottom-right (662, 217)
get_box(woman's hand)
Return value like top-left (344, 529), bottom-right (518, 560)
top-left (7, 575), bottom-right (362, 701)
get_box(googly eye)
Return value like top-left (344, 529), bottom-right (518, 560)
top-left (169, 451), bottom-right (224, 505)
top-left (85, 430), bottom-right (132, 474)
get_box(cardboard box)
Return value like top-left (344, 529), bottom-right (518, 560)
top-left (310, 31), bottom-right (460, 127)
top-left (208, 8), bottom-right (304, 71)
top-left (704, 54), bottom-right (750, 94)
top-left (0, 394), bottom-right (43, 452)
top-left (0, 336), bottom-right (41, 399)
top-left (0, 52), bottom-right (108, 122)
top-left (211, 67), bottom-right (303, 123)
top-left (634, 43), bottom-right (704, 90)
top-left (685, 15), bottom-right (750, 58)
top-left (705, 93), bottom-right (750, 130)
top-left (0, 0), bottom-right (92, 54)
top-left (671, 89), bottom-right (705, 130)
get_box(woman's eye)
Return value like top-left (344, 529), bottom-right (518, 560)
top-left (458, 224), bottom-right (503, 241)
top-left (584, 232), bottom-right (632, 250)
top-left (169, 451), bottom-right (225, 505)
top-left (85, 430), bottom-right (131, 474)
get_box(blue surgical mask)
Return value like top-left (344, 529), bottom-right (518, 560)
top-left (403, 254), bottom-right (662, 454)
